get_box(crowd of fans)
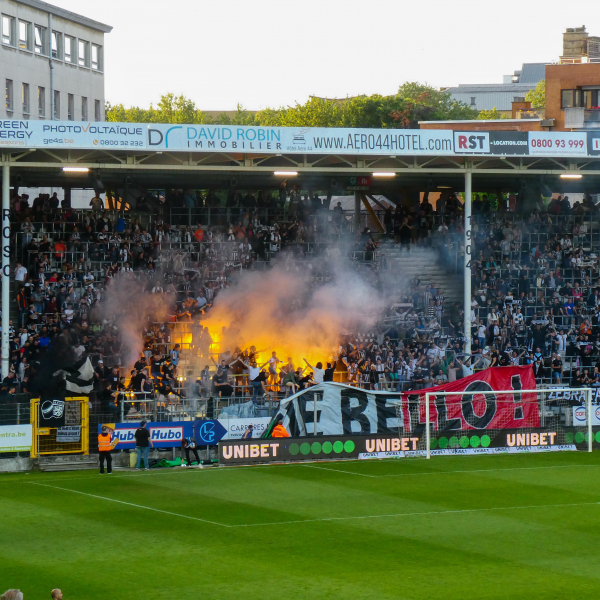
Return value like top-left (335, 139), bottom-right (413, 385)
top-left (3, 187), bottom-right (600, 411)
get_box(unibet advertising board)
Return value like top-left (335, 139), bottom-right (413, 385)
top-left (218, 428), bottom-right (578, 465)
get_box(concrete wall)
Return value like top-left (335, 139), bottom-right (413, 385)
top-left (546, 63), bottom-right (600, 130)
top-left (0, 455), bottom-right (33, 472)
top-left (0, 0), bottom-right (106, 121)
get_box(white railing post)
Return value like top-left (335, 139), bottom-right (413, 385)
top-left (587, 387), bottom-right (593, 453)
top-left (425, 392), bottom-right (431, 460)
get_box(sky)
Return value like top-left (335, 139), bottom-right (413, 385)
top-left (52, 0), bottom-right (597, 111)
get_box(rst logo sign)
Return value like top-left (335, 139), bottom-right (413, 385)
top-left (453, 132), bottom-right (490, 154)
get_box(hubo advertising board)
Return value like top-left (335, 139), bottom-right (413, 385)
top-left (99, 421), bottom-right (193, 449)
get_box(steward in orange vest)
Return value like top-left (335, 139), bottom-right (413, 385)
top-left (98, 426), bottom-right (117, 474)
top-left (271, 422), bottom-right (290, 438)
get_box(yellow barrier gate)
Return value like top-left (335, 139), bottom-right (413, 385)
top-left (30, 397), bottom-right (89, 458)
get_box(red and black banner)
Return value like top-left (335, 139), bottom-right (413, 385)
top-left (273, 366), bottom-right (539, 437)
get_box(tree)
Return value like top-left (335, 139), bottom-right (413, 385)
top-left (107, 83), bottom-right (478, 128)
top-left (477, 107), bottom-right (505, 120)
top-left (106, 94), bottom-right (210, 124)
top-left (525, 80), bottom-right (545, 109)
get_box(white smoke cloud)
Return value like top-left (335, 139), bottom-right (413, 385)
top-left (200, 257), bottom-right (390, 366)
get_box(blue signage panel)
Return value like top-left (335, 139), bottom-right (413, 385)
top-left (193, 419), bottom-right (228, 445)
top-left (98, 421), bottom-right (193, 449)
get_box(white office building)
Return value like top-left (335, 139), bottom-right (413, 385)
top-left (0, 0), bottom-right (111, 121)
top-left (444, 63), bottom-right (546, 112)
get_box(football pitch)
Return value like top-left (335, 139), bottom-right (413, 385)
top-left (2, 452), bottom-right (600, 599)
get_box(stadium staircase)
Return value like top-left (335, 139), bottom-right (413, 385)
top-left (377, 241), bottom-right (464, 305)
top-left (36, 455), bottom-right (99, 472)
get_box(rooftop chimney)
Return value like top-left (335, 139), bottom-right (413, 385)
top-left (562, 26), bottom-right (588, 60)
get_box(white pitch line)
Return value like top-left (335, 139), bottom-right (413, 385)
top-left (301, 464), bottom-right (377, 478)
top-left (12, 467), bottom-right (213, 484)
top-left (29, 482), bottom-right (230, 528)
top-left (231, 501), bottom-right (600, 528)
top-left (381, 464), bottom-right (600, 478)
top-left (4, 461), bottom-right (599, 485)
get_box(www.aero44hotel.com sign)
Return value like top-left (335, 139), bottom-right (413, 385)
top-left (0, 120), bottom-right (599, 158)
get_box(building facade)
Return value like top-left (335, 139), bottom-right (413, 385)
top-left (546, 62), bottom-right (600, 130)
top-left (0, 0), bottom-right (111, 121)
top-left (443, 63), bottom-right (546, 113)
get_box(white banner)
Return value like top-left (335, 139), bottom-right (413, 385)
top-left (2, 120), bottom-right (597, 157)
top-left (358, 445), bottom-right (576, 459)
top-left (217, 417), bottom-right (272, 440)
top-left (0, 424), bottom-right (32, 452)
top-left (528, 131), bottom-right (587, 156)
top-left (572, 405), bottom-right (600, 426)
top-left (0, 120), bottom-right (456, 156)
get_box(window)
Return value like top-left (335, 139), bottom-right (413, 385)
top-left (53, 90), bottom-right (60, 120)
top-left (38, 86), bottom-right (45, 117)
top-left (64, 35), bottom-right (73, 63)
top-left (561, 89), bottom-right (582, 109)
top-left (470, 97), bottom-right (476, 106)
top-left (94, 99), bottom-right (101, 121)
top-left (67, 93), bottom-right (74, 121)
top-left (51, 30), bottom-right (60, 59)
top-left (19, 20), bottom-right (30, 50)
top-left (78, 39), bottom-right (89, 67)
top-left (81, 96), bottom-right (88, 121)
top-left (22, 83), bottom-right (29, 115)
top-left (584, 90), bottom-right (600, 109)
top-left (91, 44), bottom-right (101, 70)
top-left (5, 79), bottom-right (13, 111)
top-left (2, 15), bottom-right (14, 45)
top-left (34, 25), bottom-right (45, 54)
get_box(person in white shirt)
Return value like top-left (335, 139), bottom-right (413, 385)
top-left (477, 322), bottom-right (486, 347)
top-left (14, 263), bottom-right (27, 289)
top-left (303, 358), bottom-right (325, 384)
top-left (556, 330), bottom-right (568, 355)
top-left (268, 352), bottom-right (281, 386)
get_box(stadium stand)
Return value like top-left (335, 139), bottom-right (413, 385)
top-left (4, 188), bottom-right (600, 424)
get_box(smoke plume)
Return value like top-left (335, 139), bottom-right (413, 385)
top-left (94, 274), bottom-right (172, 369)
top-left (200, 257), bottom-right (389, 367)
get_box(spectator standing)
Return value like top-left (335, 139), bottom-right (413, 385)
top-left (14, 263), bottom-right (27, 290)
top-left (135, 420), bottom-right (153, 470)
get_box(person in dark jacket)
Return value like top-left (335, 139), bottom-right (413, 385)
top-left (181, 437), bottom-right (201, 466)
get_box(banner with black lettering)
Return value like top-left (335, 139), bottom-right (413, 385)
top-left (271, 366), bottom-right (538, 438)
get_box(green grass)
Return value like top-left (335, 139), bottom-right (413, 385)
top-left (2, 451), bottom-right (600, 599)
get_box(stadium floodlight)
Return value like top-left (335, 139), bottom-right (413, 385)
top-left (372, 172), bottom-right (396, 177)
top-left (63, 167), bottom-right (89, 173)
top-left (560, 173), bottom-right (583, 179)
top-left (274, 171), bottom-right (298, 176)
